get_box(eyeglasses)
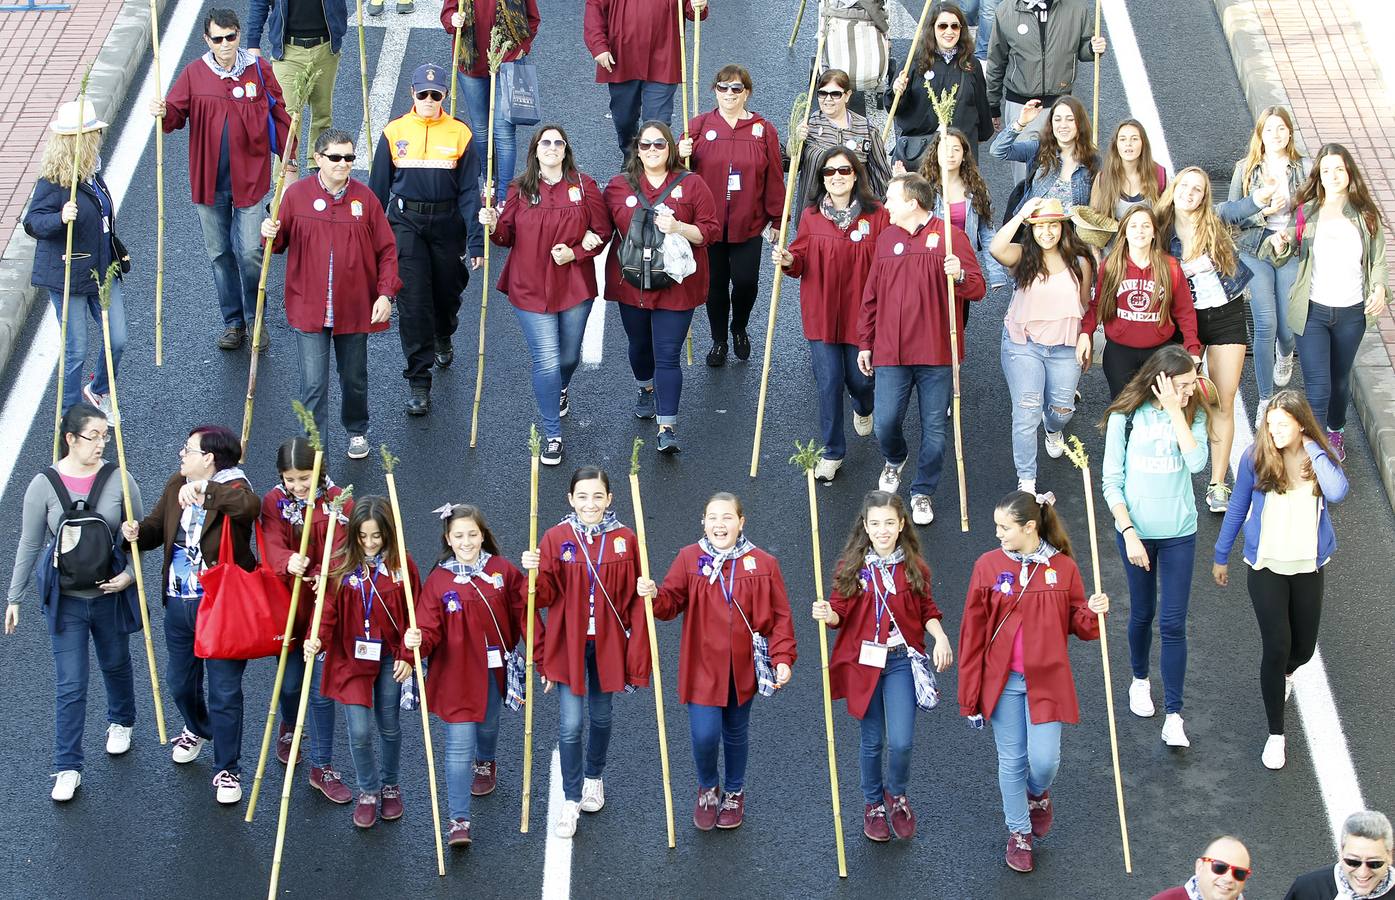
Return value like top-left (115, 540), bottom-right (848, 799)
top-left (319, 152), bottom-right (356, 163)
top-left (1343, 858), bottom-right (1388, 872)
top-left (816, 89), bottom-right (846, 99)
top-left (714, 82), bottom-right (747, 94)
top-left (637, 139), bottom-right (668, 151)
top-left (177, 445), bottom-right (209, 458)
top-left (206, 31), bottom-right (239, 43)
top-left (935, 21), bottom-right (961, 30)
top-left (415, 90), bottom-right (444, 101)
top-left (75, 431), bottom-right (111, 445)
top-left (538, 138), bottom-right (567, 149)
top-left (1201, 858), bottom-right (1252, 881)
top-left (821, 165), bottom-right (854, 177)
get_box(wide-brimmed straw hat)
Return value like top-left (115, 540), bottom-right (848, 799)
top-left (50, 100), bottom-right (108, 135)
top-left (1024, 198), bottom-right (1070, 224)
top-left (1071, 206), bottom-right (1119, 248)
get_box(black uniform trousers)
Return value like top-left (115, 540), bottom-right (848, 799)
top-left (389, 199), bottom-right (469, 389)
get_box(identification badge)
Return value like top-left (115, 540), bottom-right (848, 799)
top-left (354, 638), bottom-right (383, 662)
top-left (626, 195), bottom-right (638, 208)
top-left (232, 86), bottom-right (245, 99)
top-left (743, 556), bottom-right (756, 572)
top-left (859, 219), bottom-right (870, 235)
top-left (859, 640), bottom-right (888, 669)
top-left (350, 200), bottom-right (363, 217)
top-left (487, 646), bottom-right (504, 669)
top-left (727, 170), bottom-right (742, 192)
top-left (245, 81), bottom-right (257, 99)
top-left (893, 242), bottom-right (905, 256)
top-left (587, 614), bottom-right (597, 636)
top-left (1045, 568), bottom-right (1058, 585)
top-left (102, 216), bottom-right (111, 234)
top-left (851, 231), bottom-right (863, 242)
top-left (613, 537), bottom-right (627, 554)
top-left (752, 123), bottom-right (764, 138)
top-left (705, 129), bottom-right (718, 141)
top-left (672, 185), bottom-right (683, 199)
top-left (926, 232), bottom-right (940, 250)
top-left (313, 198), bottom-right (327, 212)
top-left (569, 185), bottom-right (582, 203)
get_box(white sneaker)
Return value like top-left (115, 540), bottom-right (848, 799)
top-left (877, 460), bottom-right (905, 493)
top-left (1262, 734), bottom-right (1286, 770)
top-left (1128, 678), bottom-right (1155, 718)
top-left (1017, 479), bottom-right (1036, 495)
top-left (171, 728), bottom-right (205, 764)
top-left (346, 435), bottom-right (370, 460)
top-left (213, 769), bottom-right (243, 805)
top-left (1285, 674), bottom-right (1295, 703)
top-left (1161, 713), bottom-right (1190, 748)
top-left (814, 457), bottom-right (843, 483)
top-left (1273, 351), bottom-right (1295, 388)
top-left (106, 723), bottom-right (133, 756)
top-left (1043, 428), bottom-right (1065, 459)
top-left (1255, 397), bottom-right (1270, 431)
top-left (555, 800), bottom-right (581, 838)
top-left (910, 494), bottom-right (934, 526)
top-left (579, 777), bottom-right (605, 813)
top-left (853, 412), bottom-right (874, 437)
top-left (51, 770), bottom-right (81, 802)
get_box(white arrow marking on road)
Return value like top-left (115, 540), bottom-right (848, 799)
top-left (352, 0), bottom-right (445, 170)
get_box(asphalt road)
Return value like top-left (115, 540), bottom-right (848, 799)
top-left (1, 0), bottom-right (1392, 897)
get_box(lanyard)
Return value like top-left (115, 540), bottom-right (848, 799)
top-left (356, 566), bottom-right (384, 638)
top-left (870, 563), bottom-right (897, 642)
top-left (988, 562), bottom-right (1044, 647)
top-left (574, 529), bottom-right (607, 624)
top-left (714, 558), bottom-right (737, 608)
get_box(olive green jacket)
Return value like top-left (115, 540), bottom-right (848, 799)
top-left (1267, 201), bottom-right (1389, 335)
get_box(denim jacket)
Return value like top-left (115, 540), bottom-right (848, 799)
top-left (933, 191), bottom-right (1009, 287)
top-left (989, 125), bottom-right (1096, 209)
top-left (1214, 443), bottom-right (1347, 570)
top-left (246, 0), bottom-right (348, 59)
top-left (1163, 194), bottom-right (1260, 303)
top-left (1226, 156), bottom-right (1309, 256)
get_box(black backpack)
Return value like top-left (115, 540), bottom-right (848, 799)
top-left (618, 172), bottom-right (689, 292)
top-left (43, 463), bottom-right (119, 592)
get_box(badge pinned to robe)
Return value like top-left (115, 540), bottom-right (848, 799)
top-left (926, 232), bottom-right (940, 250)
top-left (569, 185), bottom-right (582, 203)
top-left (351, 200), bottom-right (363, 217)
top-left (245, 81), bottom-right (258, 99)
top-left (671, 186), bottom-right (683, 200)
top-left (561, 541), bottom-right (576, 563)
top-left (613, 537), bottom-right (627, 555)
top-left (752, 123), bottom-right (764, 138)
top-left (893, 242), bottom-right (905, 256)
top-left (232, 86), bottom-right (245, 99)
top-left (743, 556), bottom-right (756, 572)
top-left (443, 590), bottom-right (463, 613)
top-left (1045, 568), bottom-right (1058, 586)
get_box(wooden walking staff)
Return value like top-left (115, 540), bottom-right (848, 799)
top-left (790, 441), bottom-right (847, 878)
top-left (1091, 0), bottom-right (1102, 145)
top-left (241, 66), bottom-right (318, 456)
top-left (930, 83), bottom-right (970, 532)
top-left (468, 29), bottom-right (515, 449)
top-left (691, 5), bottom-right (702, 117)
top-left (787, 0), bottom-right (808, 47)
top-left (150, 0), bottom-right (165, 366)
top-left (519, 426), bottom-right (541, 831)
top-left (749, 26), bottom-right (825, 479)
top-left (356, 0), bottom-right (373, 166)
top-left (448, 8), bottom-right (463, 118)
top-left (268, 485), bottom-right (353, 900)
top-left (629, 437), bottom-right (677, 848)
top-left (882, 0), bottom-right (934, 142)
top-left (246, 402), bottom-right (323, 822)
top-left (94, 263), bottom-right (167, 745)
top-left (382, 446), bottom-right (447, 874)
top-left (677, 0), bottom-right (690, 137)
top-left (52, 66), bottom-right (92, 464)
top-left (1062, 434), bottom-right (1133, 874)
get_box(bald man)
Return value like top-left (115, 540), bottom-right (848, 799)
top-left (1152, 836), bottom-right (1253, 900)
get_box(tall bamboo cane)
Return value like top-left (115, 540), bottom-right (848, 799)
top-left (882, 0), bottom-right (934, 142)
top-left (930, 84), bottom-right (969, 532)
top-left (268, 486), bottom-right (353, 900)
top-left (749, 26), bottom-right (825, 479)
top-left (519, 426), bottom-right (541, 831)
top-left (788, 0), bottom-right (808, 47)
top-left (356, 0), bottom-right (373, 167)
top-left (630, 437), bottom-right (676, 848)
top-left (241, 66), bottom-right (318, 457)
top-left (679, 0), bottom-right (699, 367)
top-left (150, 0), bottom-right (165, 366)
top-left (677, 0), bottom-right (690, 137)
top-left (1063, 436), bottom-right (1132, 874)
top-left (691, 11), bottom-right (702, 118)
top-left (52, 67), bottom-right (92, 464)
top-left (1091, 0), bottom-right (1102, 146)
top-left (448, 5), bottom-right (463, 117)
top-left (246, 402), bottom-right (322, 821)
top-left (94, 263), bottom-right (166, 744)
top-left (382, 446), bottom-right (446, 874)
top-left (791, 440), bottom-right (847, 877)
top-left (468, 30), bottom-right (514, 449)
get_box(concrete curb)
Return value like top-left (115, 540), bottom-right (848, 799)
top-left (0, 0), bottom-right (174, 382)
top-left (1212, 0), bottom-right (1395, 505)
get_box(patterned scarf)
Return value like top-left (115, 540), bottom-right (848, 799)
top-left (458, 0), bottom-right (532, 70)
top-left (1335, 863), bottom-right (1395, 899)
top-left (1183, 876), bottom-right (1244, 900)
top-left (820, 194), bottom-right (862, 232)
top-left (698, 535), bottom-right (756, 583)
top-left (203, 48), bottom-right (255, 80)
top-left (442, 551), bottom-right (494, 582)
top-left (563, 511), bottom-right (622, 542)
top-left (1004, 540), bottom-right (1057, 567)
top-left (276, 478), bottom-right (338, 527)
top-left (863, 547), bottom-right (906, 594)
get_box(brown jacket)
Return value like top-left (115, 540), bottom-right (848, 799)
top-left (135, 471), bottom-right (260, 603)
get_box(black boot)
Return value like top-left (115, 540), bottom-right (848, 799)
top-left (405, 385), bottom-right (430, 416)
top-left (706, 342), bottom-right (728, 367)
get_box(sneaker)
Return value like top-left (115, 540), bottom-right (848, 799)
top-left (310, 764), bottom-right (354, 804)
top-left (877, 460), bottom-right (905, 493)
top-left (405, 386), bottom-right (431, 417)
top-left (863, 802), bottom-right (890, 842)
top-left (366, 0), bottom-right (384, 14)
top-left (693, 786), bottom-right (720, 831)
top-left (471, 760), bottom-right (497, 797)
top-left (732, 331), bottom-right (751, 361)
top-left (1255, 397), bottom-right (1270, 431)
top-left (448, 818), bottom-right (472, 847)
top-left (1043, 425), bottom-right (1065, 459)
top-left (354, 792), bottom-right (379, 828)
top-left (1006, 830), bottom-right (1034, 872)
top-left (1262, 734), bottom-right (1286, 770)
top-left (1027, 790), bottom-right (1053, 838)
top-left (1161, 713), bottom-right (1190, 748)
top-left (853, 411), bottom-right (874, 437)
top-left (346, 436), bottom-right (370, 460)
top-left (555, 799), bottom-right (581, 838)
top-left (1274, 350), bottom-right (1295, 387)
top-left (657, 429), bottom-right (680, 454)
top-left (716, 790), bottom-right (745, 829)
top-left (82, 384), bottom-right (112, 417)
top-left (1128, 678), bottom-right (1155, 718)
top-left (1205, 482), bottom-right (1232, 514)
top-left (217, 325), bottom-right (245, 350)
top-left (910, 494), bottom-right (934, 526)
top-left (171, 728), bottom-right (205, 764)
top-left (814, 457), bottom-right (843, 483)
top-left (541, 437), bottom-right (564, 467)
top-left (887, 793), bottom-right (916, 839)
top-left (434, 337), bottom-right (454, 369)
top-left (633, 387), bottom-right (656, 420)
top-left (706, 342), bottom-right (728, 367)
top-left (1285, 674), bottom-right (1295, 703)
top-left (380, 784), bottom-right (403, 820)
top-left (106, 723), bottom-right (133, 756)
top-left (1017, 479), bottom-right (1036, 495)
top-left (558, 387), bottom-right (570, 418)
top-left (580, 777), bottom-right (605, 813)
top-left (213, 770), bottom-right (243, 805)
top-left (51, 770), bottom-right (81, 802)
top-left (276, 722), bottom-right (300, 765)
top-left (1327, 430), bottom-right (1345, 463)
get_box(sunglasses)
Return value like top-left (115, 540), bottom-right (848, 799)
top-left (319, 153), bottom-right (356, 163)
top-left (637, 139), bottom-right (668, 151)
top-left (935, 21), bottom-right (961, 30)
top-left (1343, 858), bottom-right (1388, 871)
top-left (538, 138), bottom-right (567, 149)
top-left (714, 82), bottom-right (747, 94)
top-left (415, 90), bottom-right (444, 101)
top-left (821, 165), bottom-right (854, 177)
top-left (1201, 858), bottom-right (1252, 882)
top-left (816, 89), bottom-right (846, 99)
top-left (206, 31), bottom-right (238, 43)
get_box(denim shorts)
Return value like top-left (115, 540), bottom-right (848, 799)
top-left (1195, 298), bottom-right (1249, 347)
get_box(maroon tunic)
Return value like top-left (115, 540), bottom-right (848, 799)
top-left (441, 0), bottom-right (540, 80)
top-left (492, 174), bottom-right (611, 313)
top-left (258, 485), bottom-right (353, 638)
top-left (315, 557), bottom-right (420, 707)
top-left (785, 205), bottom-right (891, 345)
top-left (603, 171), bottom-right (721, 311)
top-left (583, 0), bottom-right (707, 85)
top-left (684, 110), bottom-right (786, 244)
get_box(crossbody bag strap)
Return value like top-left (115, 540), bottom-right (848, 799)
top-left (465, 577), bottom-right (511, 649)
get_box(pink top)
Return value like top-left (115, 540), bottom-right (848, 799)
top-left (60, 471), bottom-right (97, 495)
top-left (1004, 267), bottom-right (1083, 347)
top-left (949, 200), bottom-right (967, 233)
top-left (1009, 627), bottom-right (1025, 674)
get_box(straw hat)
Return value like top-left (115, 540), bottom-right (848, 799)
top-left (1071, 206), bottom-right (1119, 249)
top-left (1024, 198), bottom-right (1069, 223)
top-left (49, 99), bottom-right (108, 135)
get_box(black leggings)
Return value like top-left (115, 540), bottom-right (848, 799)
top-left (1102, 341), bottom-right (1169, 399)
top-left (1247, 566), bottom-right (1324, 735)
top-left (706, 236), bottom-right (764, 344)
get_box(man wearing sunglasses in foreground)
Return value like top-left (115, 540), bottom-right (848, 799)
top-left (1151, 835), bottom-right (1252, 900)
top-left (1284, 810), bottom-right (1395, 900)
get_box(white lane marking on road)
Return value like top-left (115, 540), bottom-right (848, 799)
top-left (352, 0), bottom-right (443, 170)
top-left (1109, 0), bottom-right (1364, 850)
top-left (581, 246), bottom-right (608, 368)
top-left (542, 745), bottom-right (571, 900)
top-left (0, 0), bottom-right (203, 508)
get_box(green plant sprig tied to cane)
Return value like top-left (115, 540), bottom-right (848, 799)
top-left (488, 26), bottom-right (515, 73)
top-left (789, 439), bottom-right (825, 474)
top-left (291, 400), bottom-right (324, 454)
top-left (787, 93), bottom-right (812, 159)
top-left (929, 83), bottom-right (960, 124)
top-left (529, 424), bottom-right (542, 459)
top-left (630, 436), bottom-right (644, 477)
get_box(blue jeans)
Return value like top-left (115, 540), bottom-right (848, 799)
top-left (1241, 247), bottom-right (1298, 403)
top-left (1000, 331), bottom-right (1081, 484)
top-left (442, 686), bottom-right (501, 821)
top-left (958, 0), bottom-right (995, 58)
top-left (873, 364), bottom-right (952, 496)
top-left (514, 301), bottom-right (594, 438)
top-left (809, 340), bottom-right (874, 461)
top-left (1116, 532), bottom-right (1195, 715)
top-left (342, 656), bottom-right (402, 794)
top-left (164, 594), bottom-right (247, 773)
top-left (1296, 302), bottom-right (1366, 432)
top-left (279, 651), bottom-right (336, 768)
top-left (858, 652), bottom-right (916, 804)
top-left (50, 594), bottom-right (135, 771)
top-left (557, 642), bottom-right (614, 802)
top-left (989, 672), bottom-right (1063, 834)
top-left (194, 192), bottom-right (264, 329)
top-left (294, 328), bottom-right (369, 443)
top-left (457, 71), bottom-right (515, 204)
top-left (48, 281), bottom-right (128, 411)
top-left (688, 681), bottom-right (753, 792)
top-left (607, 80), bottom-right (678, 153)
top-left (616, 304), bottom-right (694, 427)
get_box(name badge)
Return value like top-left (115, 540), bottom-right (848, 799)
top-left (569, 185), bottom-right (582, 203)
top-left (926, 232), bottom-right (940, 250)
top-left (859, 640), bottom-right (888, 669)
top-left (727, 170), bottom-right (742, 192)
top-left (487, 646), bottom-right (504, 669)
top-left (613, 537), bottom-right (627, 555)
top-left (587, 614), bottom-right (597, 636)
top-left (354, 638), bottom-right (383, 662)
top-left (672, 186), bottom-right (683, 200)
top-left (743, 556), bottom-right (756, 572)
top-left (102, 216), bottom-right (111, 234)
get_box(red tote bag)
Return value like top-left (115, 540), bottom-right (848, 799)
top-left (195, 520), bottom-right (293, 660)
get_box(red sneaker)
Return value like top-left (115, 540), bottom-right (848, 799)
top-left (309, 764), bottom-right (353, 804)
top-left (693, 787), bottom-right (720, 831)
top-left (887, 793), bottom-right (916, 840)
top-left (863, 802), bottom-right (891, 842)
top-left (471, 760), bottom-right (497, 797)
top-left (447, 818), bottom-right (472, 847)
top-left (353, 792), bottom-right (378, 828)
top-left (716, 790), bottom-right (744, 829)
top-left (380, 784), bottom-right (403, 821)
top-left (276, 722), bottom-right (300, 766)
top-left (1027, 790), bottom-right (1053, 838)
top-left (1006, 830), bottom-right (1034, 872)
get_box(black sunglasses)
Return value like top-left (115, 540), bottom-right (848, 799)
top-left (714, 82), bottom-right (747, 94)
top-left (637, 139), bottom-right (668, 150)
top-left (319, 153), bottom-right (356, 163)
top-left (816, 89), bottom-right (846, 99)
top-left (207, 31), bottom-right (239, 43)
top-left (821, 165), bottom-right (854, 177)
top-left (935, 21), bottom-right (961, 30)
top-left (1343, 858), bottom-right (1388, 871)
top-left (415, 90), bottom-right (444, 101)
top-left (1201, 858), bottom-right (1252, 882)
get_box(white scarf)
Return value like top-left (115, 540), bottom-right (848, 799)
top-left (203, 48), bottom-right (256, 80)
top-left (698, 535), bottom-right (756, 584)
top-left (1335, 862), bottom-right (1395, 900)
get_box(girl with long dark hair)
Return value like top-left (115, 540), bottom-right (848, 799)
top-left (990, 95), bottom-right (1099, 214)
top-left (886, 2), bottom-right (993, 167)
top-left (920, 128), bottom-right (1007, 289)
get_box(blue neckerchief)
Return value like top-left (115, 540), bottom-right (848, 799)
top-left (562, 510), bottom-right (621, 542)
top-left (698, 535), bottom-right (756, 584)
top-left (863, 548), bottom-right (906, 595)
top-left (442, 551), bottom-right (494, 583)
top-left (1004, 540), bottom-right (1057, 588)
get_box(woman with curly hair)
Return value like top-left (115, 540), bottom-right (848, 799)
top-left (990, 94), bottom-right (1098, 216)
top-left (920, 127), bottom-right (1006, 289)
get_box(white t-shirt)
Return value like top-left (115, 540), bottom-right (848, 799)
top-left (1312, 215), bottom-right (1365, 308)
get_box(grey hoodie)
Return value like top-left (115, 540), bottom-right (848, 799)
top-left (985, 0), bottom-right (1096, 112)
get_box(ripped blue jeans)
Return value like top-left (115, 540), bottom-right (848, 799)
top-left (1000, 330), bottom-right (1082, 485)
